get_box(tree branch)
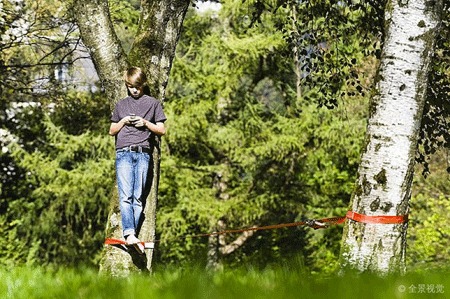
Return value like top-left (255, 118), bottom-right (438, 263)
top-left (0, 55), bottom-right (91, 69)
top-left (72, 0), bottom-right (129, 108)
top-left (219, 228), bottom-right (256, 255)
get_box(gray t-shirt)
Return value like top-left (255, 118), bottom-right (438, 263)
top-left (111, 95), bottom-right (166, 150)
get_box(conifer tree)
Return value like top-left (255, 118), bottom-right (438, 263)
top-left (1, 91), bottom-right (113, 267)
top-left (157, 1), bottom-right (372, 270)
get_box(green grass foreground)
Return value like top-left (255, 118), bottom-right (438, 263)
top-left (0, 266), bottom-right (448, 299)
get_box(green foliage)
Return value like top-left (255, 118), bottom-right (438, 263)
top-left (417, 0), bottom-right (450, 175)
top-left (409, 194), bottom-right (450, 266)
top-left (47, 91), bottom-right (112, 135)
top-left (408, 151), bottom-right (450, 272)
top-left (0, 91), bottom-right (113, 268)
top-left (280, 0), bottom-right (384, 108)
top-left (157, 0), bottom-right (371, 271)
top-left (1, 0), bottom-right (449, 276)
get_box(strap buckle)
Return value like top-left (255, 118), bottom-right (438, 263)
top-left (306, 219), bottom-right (328, 230)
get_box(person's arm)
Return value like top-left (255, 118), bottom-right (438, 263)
top-left (146, 121), bottom-right (166, 136)
top-left (134, 117), bottom-right (166, 136)
top-left (109, 116), bottom-right (132, 136)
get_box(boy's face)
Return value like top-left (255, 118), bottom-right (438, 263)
top-left (126, 83), bottom-right (144, 98)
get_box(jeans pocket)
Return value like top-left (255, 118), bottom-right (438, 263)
top-left (116, 150), bottom-right (126, 161)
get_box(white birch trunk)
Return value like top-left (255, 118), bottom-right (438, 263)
top-left (339, 0), bottom-right (441, 274)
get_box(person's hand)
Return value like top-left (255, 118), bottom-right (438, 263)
top-left (132, 116), bottom-right (147, 128)
top-left (121, 115), bottom-right (138, 125)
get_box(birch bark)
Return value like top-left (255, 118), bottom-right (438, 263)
top-left (339, 0), bottom-right (441, 274)
top-left (72, 0), bottom-right (189, 275)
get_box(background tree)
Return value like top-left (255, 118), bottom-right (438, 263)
top-left (0, 0), bottom-right (114, 268)
top-left (339, 0), bottom-right (442, 274)
top-left (0, 0), bottom-right (155, 269)
top-left (0, 91), bottom-right (114, 268)
top-left (154, 0), bottom-right (374, 272)
top-left (0, 0), bottom-right (88, 96)
top-left (0, 0), bottom-right (101, 228)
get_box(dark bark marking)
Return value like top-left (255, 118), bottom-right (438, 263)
top-left (374, 168), bottom-right (387, 186)
top-left (362, 174), bottom-right (372, 196)
top-left (370, 197), bottom-right (381, 212)
top-left (381, 202), bottom-right (393, 212)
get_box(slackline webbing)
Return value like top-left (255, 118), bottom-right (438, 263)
top-left (105, 211), bottom-right (408, 248)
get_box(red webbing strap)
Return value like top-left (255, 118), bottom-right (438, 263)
top-left (105, 238), bottom-right (124, 245)
top-left (319, 216), bottom-right (347, 225)
top-left (346, 211), bottom-right (408, 224)
top-left (105, 238), bottom-right (128, 245)
top-left (105, 238), bottom-right (145, 246)
top-left (105, 211), bottom-right (409, 246)
top-left (180, 221), bottom-right (310, 239)
top-left (105, 221), bottom-right (312, 246)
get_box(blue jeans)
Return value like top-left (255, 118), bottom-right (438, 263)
top-left (116, 149), bottom-right (150, 237)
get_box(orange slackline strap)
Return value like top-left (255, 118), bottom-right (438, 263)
top-left (346, 210), bottom-right (409, 224)
top-left (105, 211), bottom-right (408, 246)
top-left (105, 238), bottom-right (130, 245)
top-left (105, 221), bottom-right (320, 247)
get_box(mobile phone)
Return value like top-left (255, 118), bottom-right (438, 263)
top-left (129, 114), bottom-right (137, 124)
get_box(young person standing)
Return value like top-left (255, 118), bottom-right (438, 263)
top-left (109, 67), bottom-right (166, 253)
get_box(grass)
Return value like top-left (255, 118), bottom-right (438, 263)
top-left (0, 265), bottom-right (448, 299)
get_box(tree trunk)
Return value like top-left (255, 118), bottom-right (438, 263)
top-left (206, 220), bottom-right (223, 271)
top-left (72, 0), bottom-right (129, 110)
top-left (339, 0), bottom-right (441, 274)
top-left (205, 219), bottom-right (255, 271)
top-left (128, 0), bottom-right (191, 101)
top-left (73, 0), bottom-right (189, 275)
top-left (127, 0), bottom-right (190, 273)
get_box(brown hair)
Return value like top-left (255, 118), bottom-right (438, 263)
top-left (125, 67), bottom-right (147, 87)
